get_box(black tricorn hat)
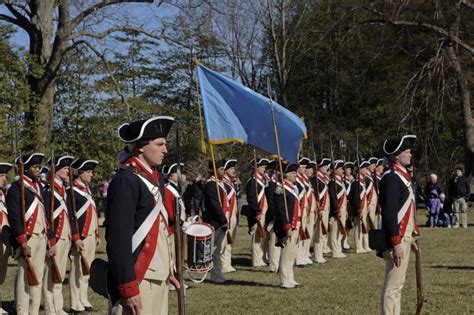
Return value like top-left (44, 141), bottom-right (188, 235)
top-left (48, 155), bottom-right (74, 169)
top-left (357, 158), bottom-right (370, 168)
top-left (344, 161), bottom-right (355, 169)
top-left (383, 135), bottom-right (416, 156)
top-left (71, 158), bottom-right (99, 171)
top-left (118, 116), bottom-right (175, 143)
top-left (307, 160), bottom-right (316, 169)
top-left (224, 159), bottom-right (237, 171)
top-left (267, 159), bottom-right (277, 170)
top-left (331, 160), bottom-right (344, 170)
top-left (318, 158), bottom-right (332, 167)
top-left (284, 163), bottom-right (299, 174)
top-left (376, 159), bottom-right (384, 167)
top-left (166, 163), bottom-right (185, 175)
top-left (298, 157), bottom-right (311, 166)
top-left (368, 157), bottom-right (378, 165)
top-left (209, 159), bottom-right (226, 171)
top-left (40, 166), bottom-right (49, 174)
top-left (15, 153), bottom-right (45, 169)
top-left (249, 157), bottom-right (269, 167)
top-left (0, 162), bottom-right (13, 174)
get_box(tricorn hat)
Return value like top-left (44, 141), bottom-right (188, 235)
top-left (383, 135), bottom-right (416, 156)
top-left (0, 162), bottom-right (13, 174)
top-left (15, 153), bottom-right (45, 169)
top-left (118, 116), bottom-right (175, 143)
top-left (224, 159), bottom-right (237, 171)
top-left (71, 158), bottom-right (98, 171)
top-left (48, 155), bottom-right (74, 169)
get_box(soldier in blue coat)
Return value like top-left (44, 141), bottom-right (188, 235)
top-left (106, 116), bottom-right (179, 315)
top-left (7, 153), bottom-right (54, 315)
top-left (379, 135), bottom-right (420, 315)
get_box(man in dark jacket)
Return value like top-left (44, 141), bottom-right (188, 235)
top-left (448, 167), bottom-right (470, 228)
top-left (203, 159), bottom-right (229, 283)
top-left (379, 135), bottom-right (420, 315)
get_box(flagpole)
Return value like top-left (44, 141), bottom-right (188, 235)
top-left (209, 143), bottom-right (222, 207)
top-left (267, 78), bottom-right (289, 223)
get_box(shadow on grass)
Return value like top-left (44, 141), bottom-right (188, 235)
top-left (430, 265), bottom-right (474, 270)
top-left (232, 256), bottom-right (252, 267)
top-left (203, 279), bottom-right (279, 288)
top-left (0, 300), bottom-right (13, 313)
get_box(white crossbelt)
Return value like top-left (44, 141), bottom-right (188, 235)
top-left (393, 171), bottom-right (415, 223)
top-left (73, 187), bottom-right (96, 219)
top-left (284, 184), bottom-right (299, 200)
top-left (165, 184), bottom-right (186, 211)
top-left (53, 191), bottom-right (68, 219)
top-left (132, 173), bottom-right (168, 252)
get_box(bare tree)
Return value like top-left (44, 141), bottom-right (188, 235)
top-left (360, 0), bottom-right (474, 173)
top-left (0, 0), bottom-right (169, 150)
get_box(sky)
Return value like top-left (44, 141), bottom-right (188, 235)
top-left (0, 2), bottom-right (179, 51)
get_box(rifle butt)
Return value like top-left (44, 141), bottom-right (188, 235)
top-left (50, 256), bottom-right (63, 284)
top-left (80, 252), bottom-right (91, 275)
top-left (226, 231), bottom-right (233, 245)
top-left (257, 222), bottom-right (267, 239)
top-left (26, 256), bottom-right (40, 286)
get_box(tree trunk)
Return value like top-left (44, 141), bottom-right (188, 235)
top-left (24, 0), bottom-right (56, 151)
top-left (447, 44), bottom-right (474, 175)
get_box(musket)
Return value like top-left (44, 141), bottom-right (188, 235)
top-left (174, 121), bottom-right (186, 315)
top-left (329, 136), bottom-right (346, 236)
top-left (68, 169), bottom-right (90, 276)
top-left (49, 150), bottom-right (63, 284)
top-left (411, 158), bottom-right (426, 315)
top-left (253, 149), bottom-right (266, 240)
top-left (356, 135), bottom-right (367, 234)
top-left (17, 151), bottom-right (40, 286)
top-left (267, 79), bottom-right (289, 226)
top-left (318, 135), bottom-right (328, 236)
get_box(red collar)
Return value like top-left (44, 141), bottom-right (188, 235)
top-left (23, 175), bottom-right (38, 190)
top-left (126, 156), bottom-right (159, 183)
top-left (391, 164), bottom-right (411, 181)
top-left (74, 179), bottom-right (90, 193)
top-left (53, 180), bottom-right (65, 196)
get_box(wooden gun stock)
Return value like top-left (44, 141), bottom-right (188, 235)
top-left (19, 160), bottom-right (40, 287)
top-left (361, 219), bottom-right (368, 234)
top-left (25, 256), bottom-right (40, 286)
top-left (80, 251), bottom-right (91, 275)
top-left (414, 240), bottom-right (425, 315)
top-left (321, 219), bottom-right (328, 235)
top-left (257, 222), bottom-right (267, 239)
top-left (338, 218), bottom-right (346, 236)
top-left (226, 231), bottom-right (233, 245)
top-left (367, 215), bottom-right (376, 230)
top-left (50, 256), bottom-right (63, 284)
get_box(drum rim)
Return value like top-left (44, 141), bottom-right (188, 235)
top-left (185, 222), bottom-right (215, 240)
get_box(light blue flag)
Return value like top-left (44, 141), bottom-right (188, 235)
top-left (197, 64), bottom-right (307, 163)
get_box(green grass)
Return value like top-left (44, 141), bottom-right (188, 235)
top-left (1, 211), bottom-right (473, 314)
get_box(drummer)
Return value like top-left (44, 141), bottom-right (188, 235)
top-left (202, 159), bottom-right (229, 284)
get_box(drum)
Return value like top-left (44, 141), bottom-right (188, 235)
top-left (184, 222), bottom-right (214, 283)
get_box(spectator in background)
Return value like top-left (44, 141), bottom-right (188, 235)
top-left (439, 193), bottom-right (454, 228)
top-left (425, 174), bottom-right (442, 227)
top-left (448, 167), bottom-right (470, 228)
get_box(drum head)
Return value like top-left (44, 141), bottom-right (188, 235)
top-left (185, 222), bottom-right (213, 240)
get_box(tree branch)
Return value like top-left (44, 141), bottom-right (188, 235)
top-left (360, 17), bottom-right (474, 56)
top-left (460, 0), bottom-right (474, 10)
top-left (78, 40), bottom-right (131, 118)
top-left (1, 4), bottom-right (33, 33)
top-left (71, 0), bottom-right (154, 29)
top-left (69, 25), bottom-right (167, 42)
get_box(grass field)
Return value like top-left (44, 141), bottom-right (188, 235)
top-left (1, 210), bottom-right (473, 314)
